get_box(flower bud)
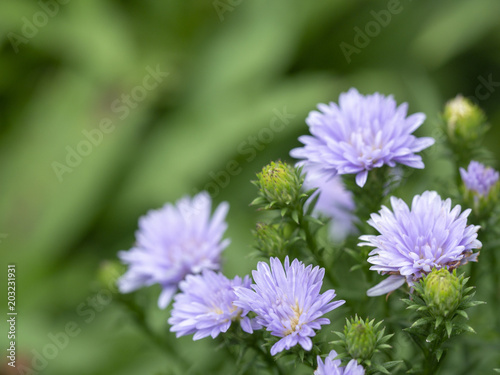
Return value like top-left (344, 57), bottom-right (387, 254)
top-left (344, 316), bottom-right (378, 361)
top-left (254, 223), bottom-right (286, 256)
top-left (443, 95), bottom-right (486, 142)
top-left (423, 269), bottom-right (462, 318)
top-left (255, 161), bottom-right (303, 208)
top-left (98, 260), bottom-right (126, 293)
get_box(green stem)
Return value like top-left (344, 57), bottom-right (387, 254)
top-left (407, 327), bottom-right (447, 375)
top-left (247, 338), bottom-right (285, 375)
top-left (298, 207), bottom-right (337, 286)
top-left (422, 326), bottom-right (447, 375)
top-left (117, 294), bottom-right (190, 369)
top-left (488, 242), bottom-right (500, 330)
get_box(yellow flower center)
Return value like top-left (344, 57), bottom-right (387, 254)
top-left (284, 302), bottom-right (303, 336)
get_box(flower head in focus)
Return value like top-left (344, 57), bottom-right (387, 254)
top-left (168, 270), bottom-right (255, 340)
top-left (234, 257), bottom-right (345, 355)
top-left (290, 88), bottom-right (434, 187)
top-left (117, 192), bottom-right (230, 308)
top-left (460, 161), bottom-right (499, 206)
top-left (315, 350), bottom-right (365, 375)
top-left (360, 191), bottom-right (481, 296)
top-left (252, 161), bottom-right (304, 211)
top-left (303, 168), bottom-right (357, 242)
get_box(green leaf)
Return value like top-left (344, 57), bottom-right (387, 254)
top-left (436, 348), bottom-right (444, 362)
top-left (384, 360), bottom-right (403, 369)
top-left (455, 310), bottom-right (469, 320)
top-left (372, 364), bottom-right (390, 374)
top-left (305, 216), bottom-right (326, 226)
top-left (349, 264), bottom-right (363, 272)
top-left (250, 197), bottom-right (266, 206)
top-left (454, 322), bottom-right (476, 334)
top-left (445, 320), bottom-right (453, 338)
top-left (426, 332), bottom-right (438, 343)
top-left (410, 317), bottom-right (432, 329)
top-left (435, 316), bottom-right (443, 328)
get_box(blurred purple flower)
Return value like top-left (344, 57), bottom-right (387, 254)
top-left (315, 350), bottom-right (365, 375)
top-left (360, 191), bottom-right (481, 297)
top-left (460, 160), bottom-right (499, 197)
top-left (234, 257), bottom-right (345, 356)
top-left (118, 192), bottom-right (230, 308)
top-left (168, 270), bottom-right (256, 340)
top-left (291, 88), bottom-right (434, 187)
top-left (303, 168), bottom-right (357, 241)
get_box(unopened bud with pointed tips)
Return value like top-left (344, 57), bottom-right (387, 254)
top-left (345, 316), bottom-right (377, 361)
top-left (252, 161), bottom-right (304, 210)
top-left (423, 268), bottom-right (462, 318)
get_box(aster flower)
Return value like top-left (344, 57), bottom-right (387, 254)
top-left (117, 192), bottom-right (230, 308)
top-left (168, 270), bottom-right (255, 340)
top-left (360, 191), bottom-right (481, 296)
top-left (315, 350), bottom-right (365, 375)
top-left (460, 161), bottom-right (499, 199)
top-left (234, 257), bottom-right (345, 355)
top-left (290, 88), bottom-right (434, 187)
top-left (303, 168), bottom-right (357, 241)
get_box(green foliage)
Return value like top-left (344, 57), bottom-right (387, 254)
top-left (2, 0), bottom-right (500, 374)
top-left (402, 269), bottom-right (485, 373)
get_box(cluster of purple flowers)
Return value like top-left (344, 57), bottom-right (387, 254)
top-left (115, 88), bottom-right (491, 373)
top-left (117, 192), bottom-right (345, 356)
top-left (170, 255), bottom-right (345, 356)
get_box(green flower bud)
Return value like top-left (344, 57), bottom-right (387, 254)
top-left (443, 95), bottom-right (486, 142)
top-left (423, 268), bottom-right (462, 318)
top-left (98, 260), bottom-right (126, 293)
top-left (345, 316), bottom-right (378, 361)
top-left (254, 161), bottom-right (303, 208)
top-left (254, 223), bottom-right (286, 256)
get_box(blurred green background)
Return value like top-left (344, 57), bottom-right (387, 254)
top-left (1, 0), bottom-right (500, 374)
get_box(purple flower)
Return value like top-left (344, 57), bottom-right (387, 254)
top-left (315, 350), bottom-right (365, 375)
top-left (168, 270), bottom-right (255, 340)
top-left (234, 257), bottom-right (345, 355)
top-left (360, 191), bottom-right (481, 296)
top-left (290, 88), bottom-right (434, 187)
top-left (117, 192), bottom-right (230, 308)
top-left (460, 161), bottom-right (499, 197)
top-left (303, 168), bottom-right (357, 241)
